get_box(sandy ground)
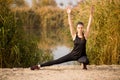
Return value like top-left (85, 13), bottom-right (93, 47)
top-left (0, 65), bottom-right (120, 80)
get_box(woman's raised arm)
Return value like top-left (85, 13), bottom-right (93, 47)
top-left (85, 6), bottom-right (94, 39)
top-left (67, 7), bottom-right (76, 40)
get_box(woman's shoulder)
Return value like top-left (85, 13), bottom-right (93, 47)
top-left (73, 34), bottom-right (77, 41)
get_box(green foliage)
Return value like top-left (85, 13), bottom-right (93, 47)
top-left (0, 0), bottom-right (53, 68)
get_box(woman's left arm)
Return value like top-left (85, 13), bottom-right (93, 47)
top-left (85, 6), bottom-right (94, 39)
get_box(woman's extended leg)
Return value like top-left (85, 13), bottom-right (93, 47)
top-left (31, 53), bottom-right (76, 70)
top-left (41, 53), bottom-right (75, 67)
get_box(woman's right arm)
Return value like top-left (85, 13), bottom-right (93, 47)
top-left (67, 7), bottom-right (76, 40)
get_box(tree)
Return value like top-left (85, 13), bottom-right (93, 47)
top-left (32, 0), bottom-right (57, 9)
top-left (13, 0), bottom-right (28, 7)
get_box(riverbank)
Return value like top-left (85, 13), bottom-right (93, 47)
top-left (1, 65), bottom-right (120, 80)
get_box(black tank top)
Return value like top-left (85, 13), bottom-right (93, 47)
top-left (70, 33), bottom-right (87, 58)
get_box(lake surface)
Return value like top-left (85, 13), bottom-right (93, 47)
top-left (52, 45), bottom-right (74, 65)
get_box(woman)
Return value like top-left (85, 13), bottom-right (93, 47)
top-left (31, 6), bottom-right (94, 70)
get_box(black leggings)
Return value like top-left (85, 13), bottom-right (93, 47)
top-left (41, 53), bottom-right (89, 67)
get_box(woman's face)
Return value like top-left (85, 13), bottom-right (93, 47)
top-left (77, 24), bottom-right (84, 32)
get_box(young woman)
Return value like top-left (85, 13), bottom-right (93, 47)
top-left (31, 6), bottom-right (94, 70)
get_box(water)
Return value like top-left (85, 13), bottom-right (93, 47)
top-left (52, 45), bottom-right (74, 65)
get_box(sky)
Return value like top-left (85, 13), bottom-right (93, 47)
top-left (25, 0), bottom-right (79, 8)
top-left (55, 0), bottom-right (78, 8)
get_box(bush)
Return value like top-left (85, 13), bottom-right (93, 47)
top-left (0, 0), bottom-right (53, 68)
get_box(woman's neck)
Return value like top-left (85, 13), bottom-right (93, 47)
top-left (77, 31), bottom-right (83, 37)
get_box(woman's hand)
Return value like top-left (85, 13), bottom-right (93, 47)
top-left (67, 7), bottom-right (71, 14)
top-left (90, 5), bottom-right (94, 15)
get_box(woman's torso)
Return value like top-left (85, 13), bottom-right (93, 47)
top-left (70, 33), bottom-right (87, 58)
